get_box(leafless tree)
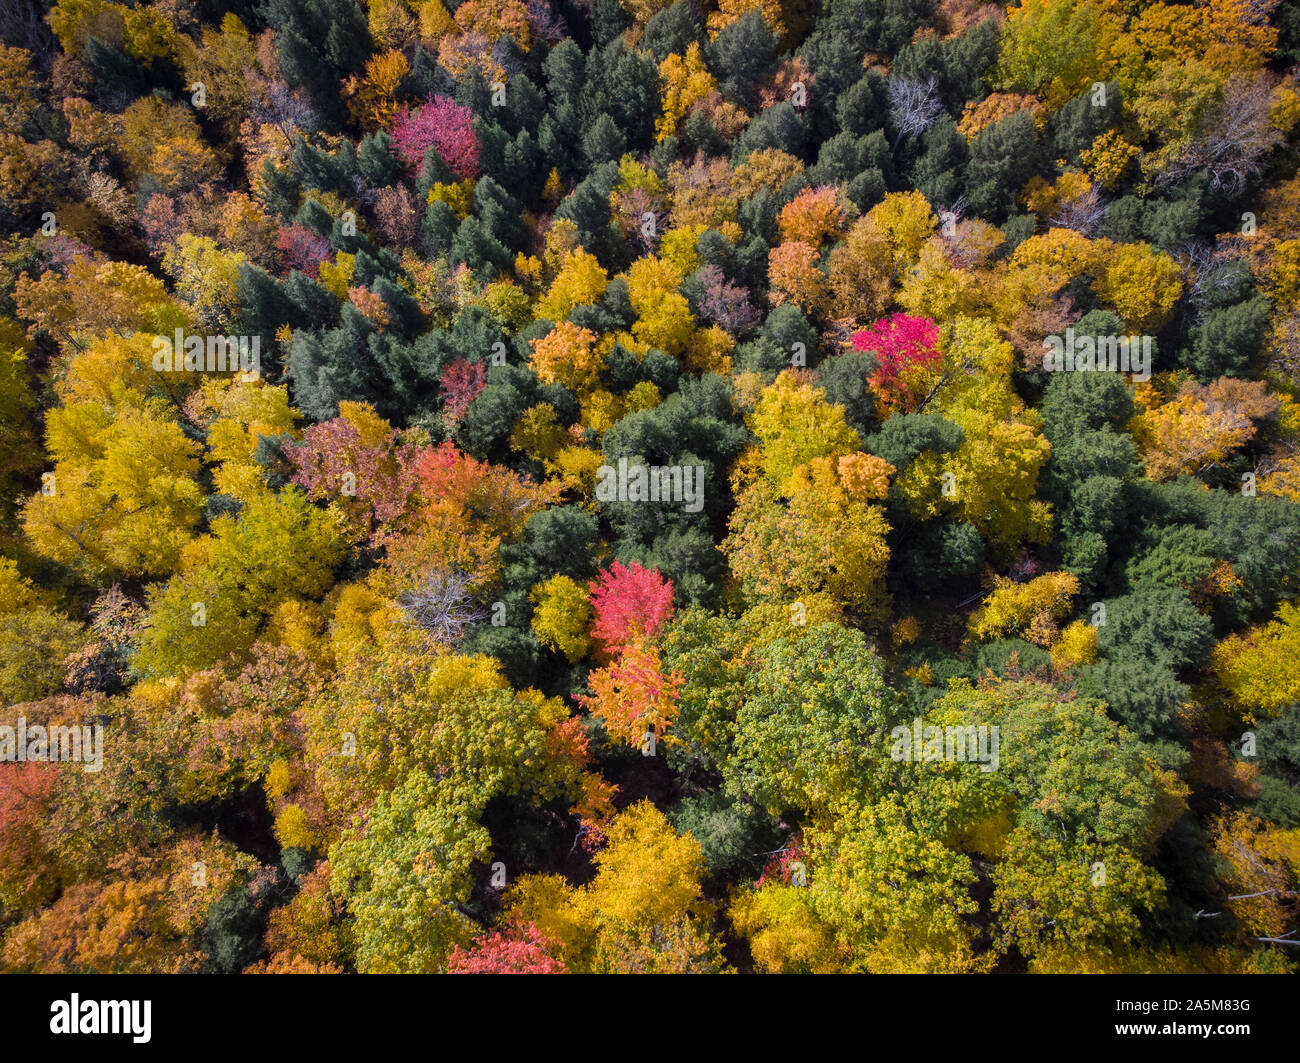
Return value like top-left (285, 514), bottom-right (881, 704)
top-left (1236, 0), bottom-right (1281, 26)
top-left (348, 173), bottom-right (378, 211)
top-left (697, 264), bottom-right (762, 334)
top-left (374, 185), bottom-right (422, 247)
top-left (1158, 72), bottom-right (1286, 196)
top-left (615, 185), bottom-right (667, 254)
top-left (939, 198), bottom-right (993, 268)
top-left (1178, 239), bottom-right (1252, 320)
top-left (0, 0), bottom-right (54, 59)
top-left (1266, 310), bottom-right (1300, 384)
top-left (397, 569), bottom-right (489, 645)
top-left (491, 38), bottom-right (528, 80)
top-left (1049, 183), bottom-right (1107, 236)
top-left (526, 0), bottom-right (569, 46)
top-left (889, 76), bottom-right (945, 146)
top-left (251, 81), bottom-right (320, 148)
top-left (65, 584), bottom-right (145, 695)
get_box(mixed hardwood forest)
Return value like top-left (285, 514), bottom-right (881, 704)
top-left (1, 0), bottom-right (1299, 973)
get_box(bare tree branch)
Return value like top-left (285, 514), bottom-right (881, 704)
top-left (397, 569), bottom-right (488, 645)
top-left (889, 76), bottom-right (944, 146)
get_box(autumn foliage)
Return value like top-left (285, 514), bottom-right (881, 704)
top-left (0, 0), bottom-right (1297, 982)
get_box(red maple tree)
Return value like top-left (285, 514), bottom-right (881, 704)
top-left (850, 313), bottom-right (943, 413)
top-left (439, 359), bottom-right (488, 427)
top-left (391, 95), bottom-right (480, 180)
top-left (588, 561), bottom-right (675, 654)
top-left (447, 924), bottom-right (566, 974)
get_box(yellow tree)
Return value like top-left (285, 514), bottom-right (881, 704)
top-left (656, 44), bottom-right (716, 142)
top-left (529, 321), bottom-right (604, 392)
top-left (192, 378), bottom-right (297, 503)
top-left (0, 560), bottom-right (85, 705)
top-left (530, 574), bottom-right (592, 663)
top-left (805, 795), bottom-right (986, 972)
top-left (707, 0), bottom-right (807, 48)
top-left (161, 234), bottom-right (248, 330)
top-left (969, 570), bottom-right (1080, 645)
top-left (1208, 812), bottom-right (1300, 943)
top-left (1211, 601), bottom-right (1300, 722)
top-left (506, 801), bottom-right (727, 973)
top-left (747, 370), bottom-right (862, 489)
top-left (625, 255), bottom-right (695, 356)
top-left (730, 884), bottom-right (841, 973)
top-left (724, 449), bottom-right (894, 619)
top-left (176, 13), bottom-right (259, 139)
top-left (343, 48), bottom-right (411, 131)
top-left (1090, 240), bottom-right (1183, 332)
top-left (131, 486), bottom-right (347, 679)
top-left (118, 96), bottom-right (221, 195)
top-left (895, 317), bottom-right (1054, 558)
top-left (768, 241), bottom-right (828, 314)
top-left (995, 0), bottom-right (1120, 110)
top-left (22, 397), bottom-right (204, 580)
top-left (14, 258), bottom-right (189, 353)
top-left (536, 249), bottom-right (608, 321)
top-left (0, 44), bottom-right (39, 130)
top-left (1130, 377), bottom-right (1279, 481)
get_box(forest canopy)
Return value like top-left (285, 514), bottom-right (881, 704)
top-left (0, 0), bottom-right (1299, 974)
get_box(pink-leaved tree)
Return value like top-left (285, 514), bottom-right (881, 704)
top-left (391, 94), bottom-right (480, 181)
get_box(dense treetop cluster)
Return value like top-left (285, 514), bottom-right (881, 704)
top-left (1, 0), bottom-right (1299, 973)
